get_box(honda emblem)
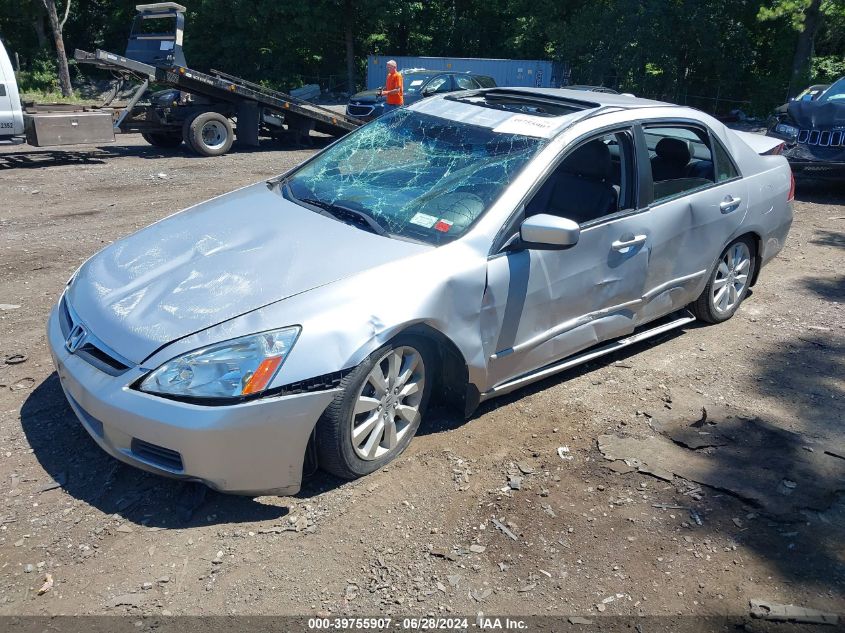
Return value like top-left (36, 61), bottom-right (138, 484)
top-left (65, 324), bottom-right (88, 353)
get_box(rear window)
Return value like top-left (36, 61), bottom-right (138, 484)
top-left (475, 75), bottom-right (497, 88)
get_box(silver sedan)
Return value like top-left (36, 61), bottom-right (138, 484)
top-left (48, 88), bottom-right (793, 494)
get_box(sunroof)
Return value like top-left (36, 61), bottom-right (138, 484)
top-left (446, 89), bottom-right (597, 117)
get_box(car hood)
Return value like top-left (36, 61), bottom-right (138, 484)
top-left (786, 99), bottom-right (845, 128)
top-left (66, 182), bottom-right (429, 364)
top-left (349, 89), bottom-right (383, 104)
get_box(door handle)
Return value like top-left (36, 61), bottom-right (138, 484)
top-left (719, 196), bottom-right (742, 213)
top-left (611, 234), bottom-right (647, 251)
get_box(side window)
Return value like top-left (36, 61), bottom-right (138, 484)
top-left (0, 84), bottom-right (6, 97)
top-left (454, 75), bottom-right (477, 90)
top-left (711, 135), bottom-right (739, 182)
top-left (426, 76), bottom-right (452, 94)
top-left (525, 129), bottom-right (635, 226)
top-left (643, 125), bottom-right (715, 203)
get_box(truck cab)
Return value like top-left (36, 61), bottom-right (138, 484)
top-left (0, 39), bottom-right (25, 141)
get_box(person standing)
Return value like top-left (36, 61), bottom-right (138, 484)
top-left (380, 60), bottom-right (404, 113)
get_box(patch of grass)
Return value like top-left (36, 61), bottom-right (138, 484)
top-left (18, 90), bottom-right (99, 105)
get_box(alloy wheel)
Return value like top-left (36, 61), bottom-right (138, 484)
top-left (711, 241), bottom-right (751, 315)
top-left (351, 346), bottom-right (426, 461)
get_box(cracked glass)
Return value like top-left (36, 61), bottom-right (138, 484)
top-left (283, 109), bottom-right (548, 245)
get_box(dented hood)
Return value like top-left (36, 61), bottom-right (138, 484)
top-left (786, 99), bottom-right (845, 128)
top-left (66, 182), bottom-right (429, 364)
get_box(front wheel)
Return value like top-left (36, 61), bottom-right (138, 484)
top-left (691, 237), bottom-right (756, 324)
top-left (316, 337), bottom-right (433, 480)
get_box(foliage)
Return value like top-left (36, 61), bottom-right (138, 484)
top-left (0, 0), bottom-right (843, 113)
top-left (15, 50), bottom-right (59, 93)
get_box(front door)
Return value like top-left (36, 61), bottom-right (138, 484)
top-left (481, 128), bottom-right (652, 389)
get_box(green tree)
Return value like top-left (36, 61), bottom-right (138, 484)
top-left (759, 0), bottom-right (845, 96)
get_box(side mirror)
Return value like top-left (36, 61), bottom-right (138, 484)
top-left (422, 87), bottom-right (435, 96)
top-left (519, 214), bottom-right (580, 250)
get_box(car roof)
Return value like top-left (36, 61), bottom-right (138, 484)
top-left (402, 68), bottom-right (488, 77)
top-left (410, 87), bottom-right (685, 140)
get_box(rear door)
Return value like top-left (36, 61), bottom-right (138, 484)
top-left (634, 122), bottom-right (748, 320)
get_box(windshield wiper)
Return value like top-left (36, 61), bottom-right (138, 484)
top-left (298, 196), bottom-right (389, 237)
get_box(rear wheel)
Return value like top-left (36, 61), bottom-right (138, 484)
top-left (316, 337), bottom-right (433, 480)
top-left (691, 237), bottom-right (756, 323)
top-left (141, 132), bottom-right (183, 148)
top-left (183, 112), bottom-right (234, 157)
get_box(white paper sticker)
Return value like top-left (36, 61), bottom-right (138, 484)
top-left (160, 40), bottom-right (175, 51)
top-left (410, 212), bottom-right (437, 228)
top-left (410, 80), bottom-right (424, 87)
top-left (492, 114), bottom-right (559, 138)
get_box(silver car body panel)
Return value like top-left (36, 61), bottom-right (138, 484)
top-left (49, 90), bottom-right (793, 494)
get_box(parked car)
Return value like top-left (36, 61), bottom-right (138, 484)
top-left (346, 69), bottom-right (496, 120)
top-left (766, 77), bottom-right (845, 177)
top-left (49, 88), bottom-right (793, 495)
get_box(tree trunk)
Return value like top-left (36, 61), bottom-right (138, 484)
top-left (344, 0), bottom-right (355, 95)
top-left (43, 0), bottom-right (73, 97)
top-left (788, 0), bottom-right (822, 97)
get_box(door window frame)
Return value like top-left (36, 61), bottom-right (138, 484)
top-left (425, 75), bottom-right (454, 95)
top-left (490, 123), bottom-right (641, 256)
top-left (637, 118), bottom-right (744, 208)
top-left (454, 74), bottom-right (480, 90)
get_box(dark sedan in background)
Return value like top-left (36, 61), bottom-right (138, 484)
top-left (766, 77), bottom-right (845, 178)
top-left (346, 69), bottom-right (496, 120)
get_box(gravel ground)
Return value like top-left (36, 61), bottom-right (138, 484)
top-left (0, 135), bottom-right (842, 622)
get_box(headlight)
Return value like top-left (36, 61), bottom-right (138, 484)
top-left (775, 123), bottom-right (799, 140)
top-left (139, 327), bottom-right (300, 400)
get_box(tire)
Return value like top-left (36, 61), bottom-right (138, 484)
top-left (690, 236), bottom-right (756, 324)
top-left (183, 112), bottom-right (233, 157)
top-left (141, 132), bottom-right (183, 148)
top-left (316, 336), bottom-right (434, 480)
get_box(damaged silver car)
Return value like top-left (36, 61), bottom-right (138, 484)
top-left (48, 88), bottom-right (794, 495)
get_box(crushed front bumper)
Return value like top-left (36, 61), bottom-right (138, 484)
top-left (781, 142), bottom-right (845, 179)
top-left (47, 305), bottom-right (339, 495)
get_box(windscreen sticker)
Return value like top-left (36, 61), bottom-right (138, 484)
top-left (492, 114), bottom-right (560, 138)
top-left (409, 80), bottom-right (424, 87)
top-left (434, 219), bottom-right (453, 233)
top-left (410, 212), bottom-right (438, 228)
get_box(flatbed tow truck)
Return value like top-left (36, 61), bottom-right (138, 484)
top-left (2, 3), bottom-right (361, 156)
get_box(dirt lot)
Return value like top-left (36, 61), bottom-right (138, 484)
top-left (0, 136), bottom-right (843, 624)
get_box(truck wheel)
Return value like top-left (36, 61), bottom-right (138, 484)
top-left (141, 132), bottom-right (183, 148)
top-left (184, 112), bottom-right (234, 157)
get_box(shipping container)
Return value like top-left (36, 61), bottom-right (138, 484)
top-left (366, 55), bottom-right (567, 91)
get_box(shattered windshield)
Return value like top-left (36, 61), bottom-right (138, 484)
top-left (282, 109), bottom-right (547, 245)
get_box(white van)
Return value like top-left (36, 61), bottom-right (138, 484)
top-left (0, 38), bottom-right (25, 141)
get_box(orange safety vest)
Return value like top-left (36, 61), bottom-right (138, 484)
top-left (385, 71), bottom-right (404, 105)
